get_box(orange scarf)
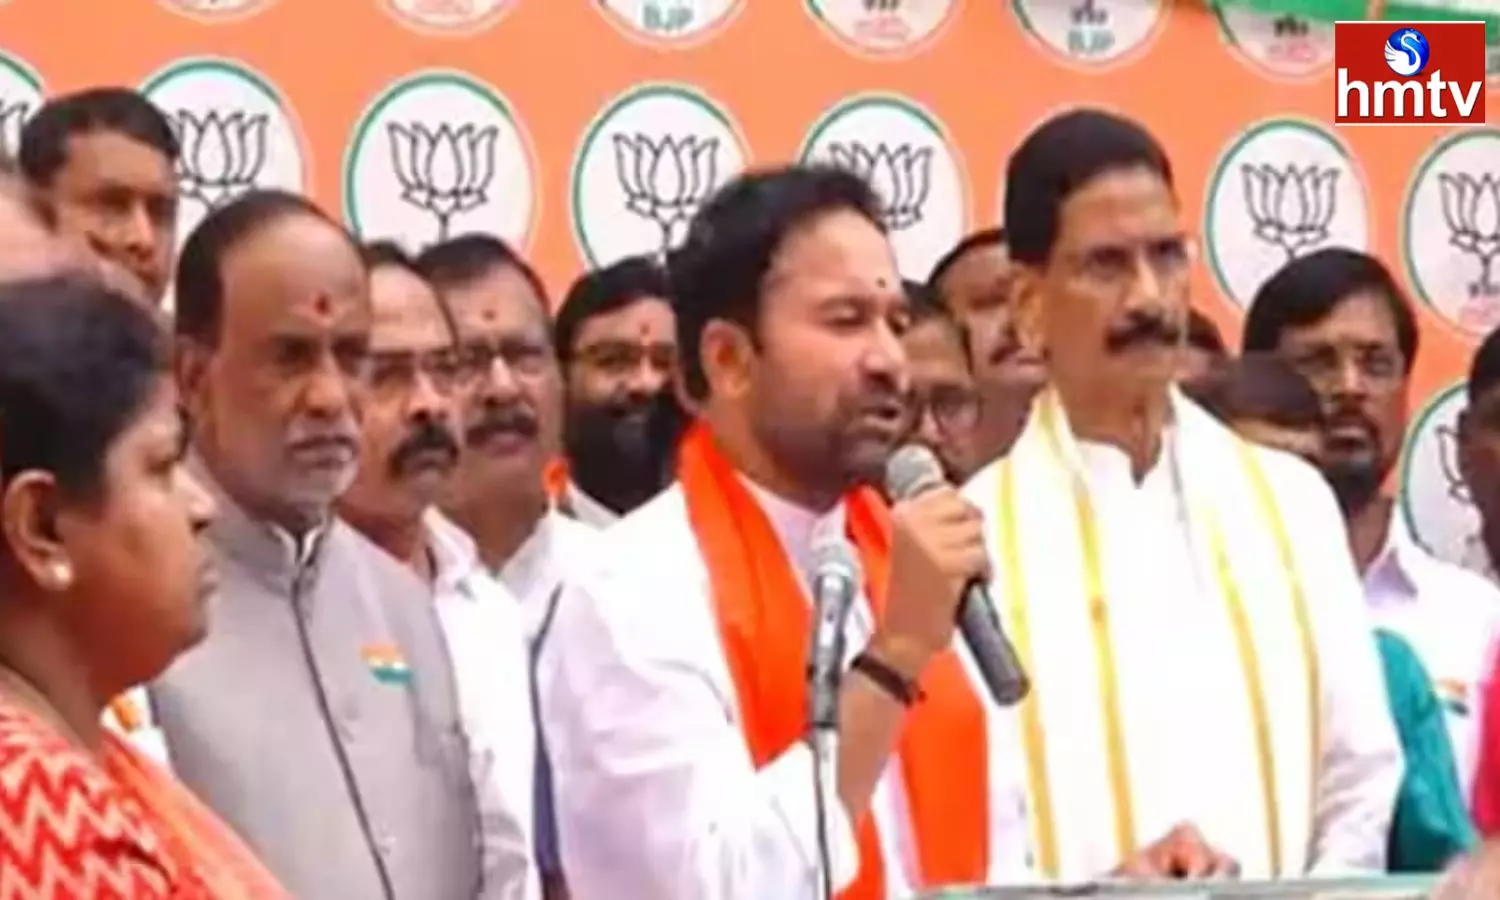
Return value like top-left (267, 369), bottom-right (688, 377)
top-left (542, 457), bottom-right (570, 502)
top-left (678, 423), bottom-right (989, 898)
top-left (104, 733), bottom-right (290, 899)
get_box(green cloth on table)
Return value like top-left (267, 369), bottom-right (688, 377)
top-left (1375, 629), bottom-right (1477, 872)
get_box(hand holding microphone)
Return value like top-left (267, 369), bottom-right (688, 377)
top-left (875, 445), bottom-right (1030, 708)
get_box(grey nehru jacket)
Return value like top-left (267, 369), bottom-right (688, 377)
top-left (151, 468), bottom-right (482, 900)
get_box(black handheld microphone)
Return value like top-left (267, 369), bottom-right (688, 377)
top-left (807, 537), bottom-right (861, 733)
top-left (884, 445), bottom-right (1031, 707)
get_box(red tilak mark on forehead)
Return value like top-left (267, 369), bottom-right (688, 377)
top-left (313, 293), bottom-right (332, 315)
top-left (480, 308), bottom-right (497, 322)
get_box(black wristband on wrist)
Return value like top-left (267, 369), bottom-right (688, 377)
top-left (851, 652), bottom-right (924, 706)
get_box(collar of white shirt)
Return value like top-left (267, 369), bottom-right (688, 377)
top-left (564, 480), bottom-right (620, 529)
top-left (1365, 507), bottom-right (1436, 600)
top-left (425, 509), bottom-right (486, 602)
top-left (737, 476), bottom-right (850, 590)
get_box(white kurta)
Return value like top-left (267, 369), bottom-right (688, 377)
top-left (427, 511), bottom-right (542, 900)
top-left (499, 508), bottom-right (605, 642)
top-left (962, 390), bottom-right (1402, 881)
top-left (536, 481), bottom-right (1031, 900)
top-left (1364, 512), bottom-right (1500, 799)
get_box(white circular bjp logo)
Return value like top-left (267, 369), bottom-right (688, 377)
top-left (1012, 0), bottom-right (1167, 68)
top-left (1203, 118), bottom-right (1369, 311)
top-left (570, 83), bottom-right (748, 268)
top-left (140, 58), bottom-right (307, 250)
top-left (1402, 129), bottom-right (1500, 339)
top-left (1214, 7), bottom-right (1334, 79)
top-left (596, 0), bottom-right (742, 44)
top-left (157, 0), bottom-right (273, 20)
top-left (805, 0), bottom-right (958, 57)
top-left (344, 70), bottom-right (536, 254)
top-left (0, 52), bottom-right (43, 161)
top-left (1399, 382), bottom-right (1487, 573)
top-left (799, 94), bottom-right (967, 280)
top-left (382, 0), bottom-right (514, 33)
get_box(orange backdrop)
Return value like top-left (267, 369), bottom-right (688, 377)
top-left (0, 0), bottom-right (1495, 562)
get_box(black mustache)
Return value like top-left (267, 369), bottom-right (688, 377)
top-left (465, 406), bottom-right (538, 446)
top-left (1105, 315), bottom-right (1182, 353)
top-left (390, 421), bottom-right (460, 475)
top-left (1325, 408), bottom-right (1377, 438)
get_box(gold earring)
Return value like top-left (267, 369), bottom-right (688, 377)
top-left (47, 561), bottom-right (72, 591)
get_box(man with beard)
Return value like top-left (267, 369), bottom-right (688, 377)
top-left (901, 279), bottom-right (983, 482)
top-left (554, 255), bottom-right (677, 526)
top-left (964, 110), bottom-right (1399, 878)
top-left (19, 87), bottom-right (179, 307)
top-left (148, 190), bottom-right (484, 899)
top-left (928, 228), bottom-right (1045, 462)
top-left (1244, 246), bottom-right (1500, 802)
top-left (538, 165), bottom-right (1030, 900)
top-left (338, 241), bottom-right (540, 899)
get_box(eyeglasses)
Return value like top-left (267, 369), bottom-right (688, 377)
top-left (1287, 346), bottom-right (1405, 391)
top-left (908, 384), bottom-right (981, 436)
top-left (460, 336), bottom-right (555, 378)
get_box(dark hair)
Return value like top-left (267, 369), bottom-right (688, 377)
top-left (0, 276), bottom-right (168, 502)
top-left (360, 239), bottom-right (416, 272)
top-left (175, 189), bottom-right (346, 345)
top-left (19, 88), bottom-right (178, 186)
top-left (1185, 352), bottom-right (1323, 431)
top-left (555, 255), bottom-right (671, 364)
top-left (1187, 308), bottom-right (1227, 356)
top-left (1469, 327), bottom-right (1500, 403)
top-left (927, 227), bottom-right (1005, 292)
top-left (670, 164), bottom-right (884, 400)
top-left (361, 239), bottom-right (456, 338)
top-left (414, 233), bottom-right (548, 306)
top-left (905, 278), bottom-right (971, 369)
top-left (1242, 247), bottom-right (1418, 374)
top-left (1004, 109), bottom-right (1173, 266)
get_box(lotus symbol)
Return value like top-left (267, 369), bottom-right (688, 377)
top-left (643, 0), bottom-right (695, 32)
top-left (387, 122), bottom-right (498, 242)
top-left (613, 133), bottom-right (721, 253)
top-left (826, 142), bottom-right (932, 232)
top-left (1438, 172), bottom-right (1500, 298)
top-left (168, 110), bottom-right (268, 210)
top-left (0, 99), bottom-right (30, 159)
top-left (1241, 164), bottom-right (1339, 260)
top-left (1438, 424), bottom-right (1474, 506)
top-left (1071, 0), bottom-right (1107, 26)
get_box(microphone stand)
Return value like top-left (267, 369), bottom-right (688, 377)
top-left (808, 540), bottom-right (859, 900)
top-left (808, 573), bottom-right (853, 900)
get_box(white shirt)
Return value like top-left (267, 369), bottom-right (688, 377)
top-left (963, 393), bottom-right (1402, 879)
top-left (499, 508), bottom-right (605, 642)
top-left (427, 510), bottom-right (541, 900)
top-left (536, 483), bottom-right (1031, 900)
top-left (563, 480), bottom-right (620, 530)
top-left (1364, 510), bottom-right (1500, 797)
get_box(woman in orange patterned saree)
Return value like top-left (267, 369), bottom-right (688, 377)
top-left (0, 277), bottom-right (286, 898)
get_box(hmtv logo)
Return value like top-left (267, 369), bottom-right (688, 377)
top-left (1334, 21), bottom-right (1488, 125)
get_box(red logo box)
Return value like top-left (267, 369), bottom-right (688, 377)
top-left (1334, 21), bottom-right (1488, 126)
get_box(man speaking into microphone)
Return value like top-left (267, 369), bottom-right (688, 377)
top-left (535, 165), bottom-right (1031, 900)
top-left (961, 109), bottom-right (1401, 880)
